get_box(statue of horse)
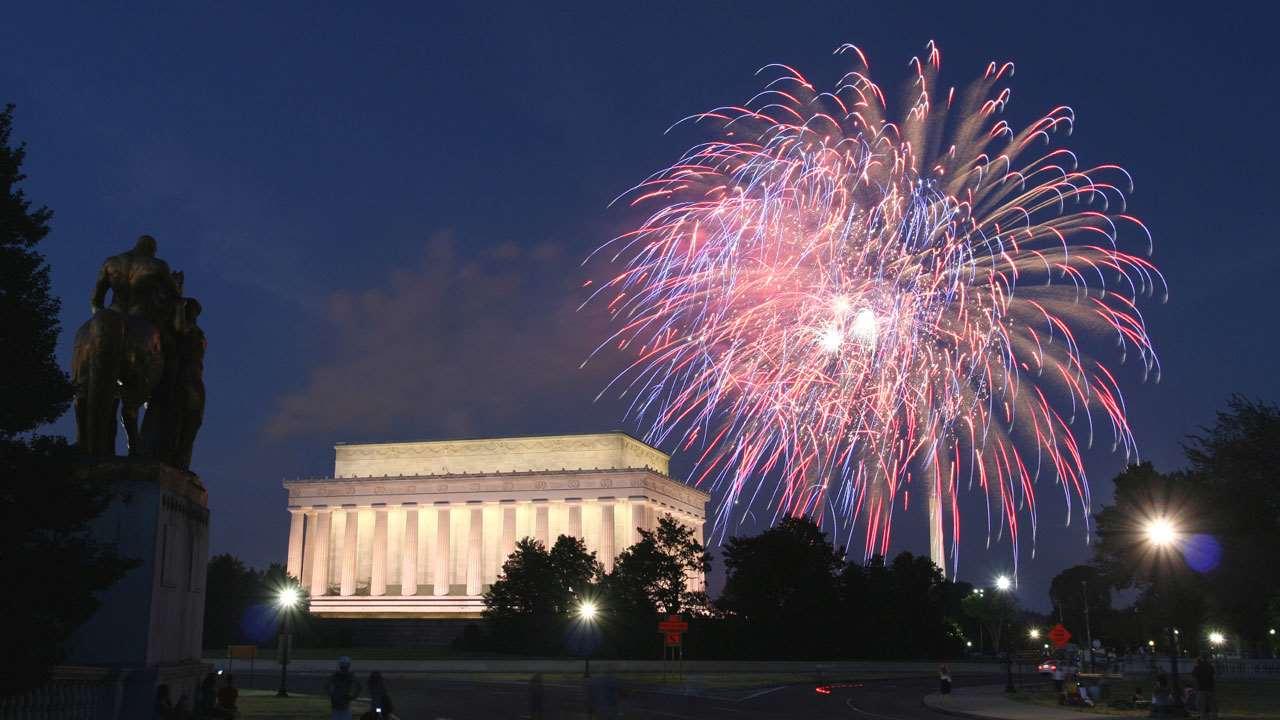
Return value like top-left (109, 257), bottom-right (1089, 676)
top-left (71, 308), bottom-right (165, 457)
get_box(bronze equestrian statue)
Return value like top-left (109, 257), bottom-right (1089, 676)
top-left (71, 235), bottom-right (205, 470)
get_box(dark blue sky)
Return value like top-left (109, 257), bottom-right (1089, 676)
top-left (5, 2), bottom-right (1277, 610)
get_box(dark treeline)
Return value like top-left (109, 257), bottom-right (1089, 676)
top-left (473, 515), bottom-right (992, 660)
top-left (1062, 396), bottom-right (1280, 659)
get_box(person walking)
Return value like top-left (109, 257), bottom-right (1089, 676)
top-left (364, 671), bottom-right (397, 720)
top-left (529, 672), bottom-right (545, 720)
top-left (324, 657), bottom-right (363, 720)
top-left (1192, 655), bottom-right (1217, 720)
top-left (939, 664), bottom-right (952, 695)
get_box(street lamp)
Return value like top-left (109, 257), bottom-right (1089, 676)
top-left (994, 576), bottom-right (1015, 693)
top-left (1143, 515), bottom-right (1186, 717)
top-left (275, 586), bottom-right (300, 697)
top-left (576, 600), bottom-right (599, 678)
top-left (1029, 628), bottom-right (1041, 640)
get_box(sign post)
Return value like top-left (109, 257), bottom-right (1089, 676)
top-left (657, 614), bottom-right (689, 662)
top-left (1049, 624), bottom-right (1072, 650)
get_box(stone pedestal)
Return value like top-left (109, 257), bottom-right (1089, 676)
top-left (63, 458), bottom-right (210, 718)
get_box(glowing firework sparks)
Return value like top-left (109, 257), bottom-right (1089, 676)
top-left (586, 42), bottom-right (1164, 575)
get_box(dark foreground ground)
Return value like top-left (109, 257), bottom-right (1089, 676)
top-left (235, 671), bottom-right (1006, 719)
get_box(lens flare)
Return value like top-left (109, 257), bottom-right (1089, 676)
top-left (588, 42), bottom-right (1163, 575)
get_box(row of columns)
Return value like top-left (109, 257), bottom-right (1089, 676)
top-left (287, 497), bottom-right (675, 598)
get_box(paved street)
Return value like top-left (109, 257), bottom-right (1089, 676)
top-left (238, 671), bottom-right (1009, 719)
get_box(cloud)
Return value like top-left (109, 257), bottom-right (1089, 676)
top-left (263, 230), bottom-right (618, 441)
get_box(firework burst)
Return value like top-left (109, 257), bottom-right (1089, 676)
top-left (586, 42), bottom-right (1164, 575)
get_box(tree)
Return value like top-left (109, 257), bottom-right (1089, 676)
top-left (717, 517), bottom-right (844, 657)
top-left (482, 536), bottom-right (600, 653)
top-left (1093, 463), bottom-right (1210, 652)
top-left (203, 554), bottom-right (263, 650)
top-left (0, 105), bottom-right (131, 694)
top-left (961, 586), bottom-right (1018, 654)
top-left (0, 105), bottom-right (71, 436)
top-left (1049, 565), bottom-right (1110, 647)
top-left (606, 514), bottom-right (710, 615)
top-left (1182, 396), bottom-right (1280, 649)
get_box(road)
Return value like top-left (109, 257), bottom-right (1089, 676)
top-left (241, 670), bottom-right (1008, 718)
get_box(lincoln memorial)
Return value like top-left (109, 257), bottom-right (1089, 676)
top-left (283, 432), bottom-right (709, 618)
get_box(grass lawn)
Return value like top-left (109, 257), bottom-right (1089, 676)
top-left (238, 689), bottom-right (369, 719)
top-left (1011, 680), bottom-right (1280, 719)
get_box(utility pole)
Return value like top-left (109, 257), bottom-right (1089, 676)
top-left (1082, 580), bottom-right (1094, 672)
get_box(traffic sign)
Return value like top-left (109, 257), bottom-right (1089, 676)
top-left (1049, 624), bottom-right (1072, 648)
top-left (664, 632), bottom-right (682, 647)
top-left (658, 614), bottom-right (689, 634)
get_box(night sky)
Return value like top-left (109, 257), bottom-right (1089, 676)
top-left (5, 3), bottom-right (1277, 611)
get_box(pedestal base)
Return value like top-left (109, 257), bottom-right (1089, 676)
top-left (61, 458), bottom-right (211, 718)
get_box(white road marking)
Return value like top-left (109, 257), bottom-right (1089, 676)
top-left (845, 696), bottom-right (913, 720)
top-left (738, 685), bottom-right (788, 701)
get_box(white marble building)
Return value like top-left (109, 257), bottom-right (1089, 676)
top-left (283, 432), bottom-right (709, 618)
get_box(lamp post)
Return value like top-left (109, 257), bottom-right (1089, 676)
top-left (995, 575), bottom-right (1015, 693)
top-left (1145, 517), bottom-right (1186, 717)
top-left (576, 600), bottom-right (598, 678)
top-left (275, 586), bottom-right (300, 698)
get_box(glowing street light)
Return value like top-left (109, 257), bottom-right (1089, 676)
top-left (1209, 631), bottom-right (1226, 647)
top-left (275, 585), bottom-right (302, 698)
top-left (1144, 517), bottom-right (1178, 548)
top-left (993, 575), bottom-right (1015, 693)
top-left (1141, 515), bottom-right (1187, 716)
top-left (1029, 628), bottom-right (1041, 640)
top-left (576, 599), bottom-right (600, 677)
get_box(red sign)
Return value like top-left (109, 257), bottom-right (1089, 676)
top-left (664, 632), bottom-right (682, 647)
top-left (1049, 624), bottom-right (1072, 648)
top-left (658, 614), bottom-right (689, 634)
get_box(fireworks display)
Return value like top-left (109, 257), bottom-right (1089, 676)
top-left (587, 43), bottom-right (1164, 574)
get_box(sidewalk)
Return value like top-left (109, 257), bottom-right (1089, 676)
top-left (924, 685), bottom-right (1113, 720)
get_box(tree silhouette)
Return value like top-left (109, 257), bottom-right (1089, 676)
top-left (0, 105), bottom-right (132, 694)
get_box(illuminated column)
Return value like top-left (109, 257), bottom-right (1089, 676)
top-left (434, 504), bottom-right (451, 596)
top-left (629, 496), bottom-right (648, 545)
top-left (534, 501), bottom-right (549, 547)
top-left (401, 504), bottom-right (418, 596)
top-left (340, 505), bottom-right (359, 596)
top-left (300, 510), bottom-right (317, 588)
top-left (285, 508), bottom-right (305, 579)
top-left (567, 500), bottom-right (582, 539)
top-left (600, 499), bottom-right (616, 573)
top-left (466, 504), bottom-right (484, 595)
top-left (309, 508), bottom-right (331, 597)
top-left (499, 501), bottom-right (517, 571)
top-left (370, 504), bottom-right (388, 596)
top-left (929, 483), bottom-right (946, 579)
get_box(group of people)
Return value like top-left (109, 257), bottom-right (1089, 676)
top-left (1152, 655), bottom-right (1218, 717)
top-left (152, 658), bottom-right (398, 719)
top-left (325, 657), bottom-right (398, 720)
top-left (153, 671), bottom-right (240, 719)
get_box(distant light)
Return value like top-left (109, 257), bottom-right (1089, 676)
top-left (278, 587), bottom-right (300, 609)
top-left (995, 575), bottom-right (1012, 591)
top-left (1271, 628), bottom-right (1277, 636)
top-left (1145, 517), bottom-right (1178, 547)
top-left (1029, 629), bottom-right (1041, 640)
top-left (965, 641), bottom-right (973, 648)
top-left (578, 600), bottom-right (598, 621)
top-left (1209, 631), bottom-right (1226, 646)
top-left (1043, 643), bottom-right (1049, 650)
top-left (1148, 640), bottom-right (1156, 647)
